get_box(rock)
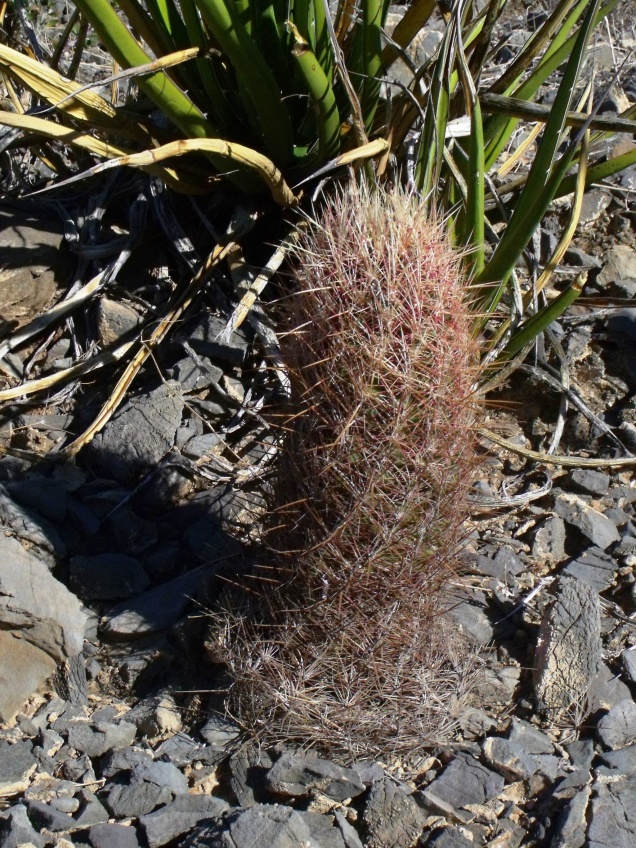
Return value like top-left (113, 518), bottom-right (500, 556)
top-left (554, 493), bottom-right (620, 550)
top-left (100, 747), bottom-right (153, 779)
top-left (0, 803), bottom-right (45, 848)
top-left (121, 692), bottom-right (182, 739)
top-left (0, 202), bottom-right (72, 331)
top-left (88, 823), bottom-right (141, 848)
top-left (532, 516), bottom-right (567, 564)
top-left (586, 779), bottom-right (636, 847)
top-left (362, 777), bottom-right (427, 848)
top-left (507, 720), bottom-right (559, 778)
top-left (183, 433), bottom-right (224, 460)
top-left (0, 483), bottom-right (65, 567)
top-left (168, 357), bottom-right (223, 392)
top-left (67, 720), bottom-right (137, 758)
top-left (183, 312), bottom-right (249, 367)
top-left (70, 554), bottom-right (150, 601)
top-left (589, 662), bottom-right (633, 711)
top-left (87, 383), bottom-right (184, 484)
top-left (183, 804), bottom-right (315, 848)
top-left (229, 747), bottom-right (273, 807)
top-left (298, 812), bottom-right (346, 848)
top-left (266, 751), bottom-right (365, 802)
top-left (564, 246), bottom-right (602, 268)
top-left (54, 654), bottom-right (88, 706)
top-left (139, 795), bottom-right (230, 848)
top-left (534, 576), bottom-right (601, 714)
top-left (6, 474), bottom-right (68, 522)
top-left (424, 827), bottom-right (474, 847)
top-left (622, 648), bottom-right (636, 682)
top-left (200, 714), bottom-right (240, 747)
top-left (458, 707), bottom-right (496, 739)
top-left (550, 787), bottom-right (590, 848)
top-left (154, 733), bottom-right (201, 767)
top-left (102, 759), bottom-right (188, 818)
top-left (0, 632), bottom-right (57, 725)
top-left (570, 469), bottom-right (611, 496)
top-left (106, 509), bottom-right (159, 556)
top-left (334, 811), bottom-right (363, 848)
top-left (599, 244), bottom-right (636, 286)
top-left (422, 753), bottom-right (504, 811)
top-left (100, 567), bottom-right (205, 638)
top-left (445, 588), bottom-right (494, 645)
top-left (471, 665), bottom-right (520, 707)
top-left (596, 699), bottom-right (636, 749)
top-left (482, 737), bottom-right (537, 781)
top-left (96, 298), bottom-right (141, 346)
top-left (73, 789), bottom-right (110, 828)
top-left (597, 744), bottom-right (636, 776)
top-left (564, 738), bottom-right (595, 770)
top-left (25, 799), bottom-right (76, 832)
top-left (562, 547), bottom-right (618, 592)
top-left (0, 740), bottom-right (37, 796)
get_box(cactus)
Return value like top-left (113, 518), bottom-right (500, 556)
top-left (216, 183), bottom-right (482, 762)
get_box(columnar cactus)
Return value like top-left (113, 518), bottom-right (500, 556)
top-left (218, 184), bottom-right (481, 762)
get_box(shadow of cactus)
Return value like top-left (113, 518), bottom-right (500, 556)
top-left (215, 183), bottom-right (483, 762)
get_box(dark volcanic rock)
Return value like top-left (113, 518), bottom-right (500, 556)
top-left (265, 751), bottom-right (365, 802)
top-left (183, 804), bottom-right (316, 848)
top-left (89, 823), bottom-right (142, 848)
top-left (362, 777), bottom-right (427, 848)
top-left (139, 795), bottom-right (229, 848)
top-left (554, 493), bottom-right (620, 550)
top-left (562, 547), bottom-right (619, 592)
top-left (67, 719), bottom-right (137, 758)
top-left (597, 699), bottom-right (636, 750)
top-left (70, 554), bottom-right (149, 601)
top-left (587, 780), bottom-right (636, 847)
top-left (0, 740), bottom-right (37, 795)
top-left (422, 753), bottom-right (504, 811)
top-left (0, 803), bottom-right (44, 848)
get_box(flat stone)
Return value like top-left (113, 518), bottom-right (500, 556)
top-left (67, 720), bottom-right (137, 758)
top-left (96, 298), bottom-right (141, 347)
top-left (565, 738), bottom-right (595, 770)
top-left (471, 665), bottom-right (520, 707)
top-left (87, 383), bottom-right (184, 484)
top-left (183, 804), bottom-right (314, 848)
top-left (0, 740), bottom-right (37, 796)
top-left (183, 433), bottom-right (224, 460)
top-left (200, 714), bottom-right (240, 747)
top-left (621, 648), bottom-right (636, 682)
top-left (25, 799), bottom-right (76, 832)
top-left (589, 662), bottom-right (633, 711)
top-left (587, 779), bottom-right (636, 847)
top-left (0, 632), bottom-right (57, 725)
top-left (362, 777), bottom-right (427, 848)
top-left (266, 751), bottom-right (365, 802)
top-left (534, 576), bottom-right (601, 714)
top-left (554, 493), bottom-right (620, 550)
top-left (532, 516), bottom-right (567, 564)
top-left (551, 786), bottom-right (590, 848)
top-left (183, 312), bottom-right (249, 367)
top-left (168, 357), bottom-right (223, 392)
top-left (6, 475), bottom-right (67, 522)
top-left (0, 484), bottom-right (65, 567)
top-left (106, 509), bottom-right (158, 555)
top-left (70, 554), bottom-right (149, 601)
top-left (597, 744), bottom-right (636, 776)
top-left (121, 692), bottom-right (182, 739)
top-left (482, 737), bottom-right (537, 781)
top-left (101, 567), bottom-right (205, 638)
top-left (562, 547), bottom-right (618, 592)
top-left (229, 747), bottom-right (273, 807)
top-left (88, 823), bottom-right (141, 848)
top-left (422, 753), bottom-right (504, 810)
top-left (154, 733), bottom-right (201, 767)
top-left (597, 699), bottom-right (636, 750)
top-left (599, 244), bottom-right (636, 285)
top-left (102, 759), bottom-right (188, 818)
top-left (0, 803), bottom-right (45, 848)
top-left (140, 795), bottom-right (229, 848)
top-left (298, 812), bottom-right (346, 848)
top-left (445, 589), bottom-right (494, 645)
top-left (425, 827), bottom-right (474, 847)
top-left (334, 811), bottom-right (363, 848)
top-left (100, 747), bottom-right (153, 779)
top-left (570, 469), bottom-right (611, 496)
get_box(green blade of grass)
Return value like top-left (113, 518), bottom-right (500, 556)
top-left (380, 0), bottom-right (436, 69)
top-left (360, 0), bottom-right (384, 130)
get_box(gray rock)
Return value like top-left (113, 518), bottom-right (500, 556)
top-left (422, 753), bottom-right (504, 810)
top-left (362, 777), bottom-right (427, 848)
top-left (154, 732), bottom-right (201, 767)
top-left (587, 779), bottom-right (636, 847)
top-left (0, 483), bottom-right (65, 567)
top-left (534, 576), bottom-right (601, 714)
top-left (551, 786), bottom-right (590, 848)
top-left (87, 383), bottom-right (184, 484)
top-left (570, 469), bottom-right (611, 496)
top-left (334, 811), bottom-right (363, 848)
top-left (597, 744), bottom-right (636, 776)
top-left (622, 648), bottom-right (636, 683)
top-left (101, 567), bottom-right (205, 638)
top-left (89, 823), bottom-right (141, 848)
top-left (6, 475), bottom-right (67, 522)
top-left (25, 799), bottom-right (76, 832)
top-left (554, 493), bottom-right (620, 550)
top-left (445, 589), bottom-right (494, 645)
top-left (183, 804), bottom-right (316, 848)
top-left (140, 795), bottom-right (229, 848)
top-left (100, 747), bottom-right (153, 778)
top-left (507, 719), bottom-right (559, 779)
top-left (200, 714), bottom-right (240, 747)
top-left (184, 312), bottom-right (249, 367)
top-left (229, 746), bottom-right (273, 807)
top-left (565, 247), bottom-right (602, 268)
top-left (482, 737), bottom-right (537, 780)
top-left (0, 632), bottom-right (57, 724)
top-left (298, 812), bottom-right (346, 848)
top-left (565, 738), bottom-right (595, 770)
top-left (96, 298), bottom-right (141, 347)
top-left (562, 547), bottom-right (618, 592)
top-left (70, 554), bottom-right (149, 601)
top-left (597, 699), bottom-right (636, 750)
top-left (424, 827), bottom-right (474, 847)
top-left (102, 759), bottom-right (188, 818)
top-left (67, 720), bottom-right (137, 758)
top-left (471, 665), bottom-right (520, 707)
top-left (73, 789), bottom-right (110, 828)
top-left (0, 739), bottom-right (37, 795)
top-left (532, 515), bottom-right (567, 564)
top-left (266, 751), bottom-right (365, 802)
top-left (167, 357), bottom-right (223, 392)
top-left (589, 662), bottom-right (633, 711)
top-left (121, 692), bottom-right (182, 738)
top-left (0, 803), bottom-right (45, 848)
top-left (458, 708), bottom-right (497, 739)
top-left (183, 433), bottom-right (223, 460)
top-left (599, 244), bottom-right (636, 285)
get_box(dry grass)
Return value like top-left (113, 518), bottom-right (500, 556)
top-left (214, 183), bottom-right (482, 763)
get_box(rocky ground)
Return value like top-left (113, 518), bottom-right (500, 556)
top-left (3, 4), bottom-right (636, 848)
